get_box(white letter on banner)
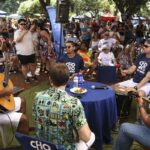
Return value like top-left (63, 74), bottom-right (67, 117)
top-left (43, 144), bottom-right (51, 150)
top-left (30, 140), bottom-right (37, 148)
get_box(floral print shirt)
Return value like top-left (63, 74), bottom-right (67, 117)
top-left (32, 87), bottom-right (87, 150)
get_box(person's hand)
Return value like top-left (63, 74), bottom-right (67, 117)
top-left (22, 29), bottom-right (28, 35)
top-left (137, 97), bottom-right (144, 106)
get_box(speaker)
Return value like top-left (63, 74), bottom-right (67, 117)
top-left (56, 0), bottom-right (69, 23)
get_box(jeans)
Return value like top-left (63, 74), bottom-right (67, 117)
top-left (112, 123), bottom-right (150, 150)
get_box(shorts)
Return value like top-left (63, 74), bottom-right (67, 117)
top-left (18, 54), bottom-right (35, 65)
top-left (0, 97), bottom-right (22, 128)
top-left (119, 78), bottom-right (150, 96)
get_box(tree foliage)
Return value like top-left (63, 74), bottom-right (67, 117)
top-left (112, 0), bottom-right (149, 16)
top-left (70, 0), bottom-right (114, 17)
top-left (0, 0), bottom-right (24, 14)
top-left (17, 0), bottom-right (42, 16)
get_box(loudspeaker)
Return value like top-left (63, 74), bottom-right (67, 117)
top-left (56, 0), bottom-right (69, 23)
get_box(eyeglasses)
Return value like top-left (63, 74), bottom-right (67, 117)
top-left (143, 44), bottom-right (150, 48)
top-left (20, 23), bottom-right (26, 26)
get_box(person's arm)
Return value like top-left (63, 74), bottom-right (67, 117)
top-left (14, 30), bottom-right (28, 43)
top-left (136, 71), bottom-right (150, 89)
top-left (121, 64), bottom-right (136, 76)
top-left (72, 99), bottom-right (93, 143)
top-left (137, 97), bottom-right (150, 128)
top-left (78, 123), bottom-right (92, 142)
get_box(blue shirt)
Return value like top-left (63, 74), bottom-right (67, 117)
top-left (133, 53), bottom-right (150, 83)
top-left (58, 54), bottom-right (84, 74)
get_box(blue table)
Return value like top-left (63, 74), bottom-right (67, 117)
top-left (66, 81), bottom-right (118, 150)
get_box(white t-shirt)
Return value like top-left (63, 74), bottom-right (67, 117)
top-left (98, 51), bottom-right (115, 66)
top-left (98, 38), bottom-right (116, 52)
top-left (14, 30), bottom-right (35, 55)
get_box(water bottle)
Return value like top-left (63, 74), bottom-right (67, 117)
top-left (73, 75), bottom-right (78, 88)
top-left (78, 73), bottom-right (84, 88)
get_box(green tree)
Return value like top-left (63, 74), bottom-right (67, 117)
top-left (0, 0), bottom-right (24, 14)
top-left (112, 0), bottom-right (149, 17)
top-left (17, 0), bottom-right (42, 16)
top-left (70, 0), bottom-right (114, 17)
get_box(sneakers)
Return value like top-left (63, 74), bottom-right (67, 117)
top-left (25, 78), bottom-right (30, 84)
top-left (31, 75), bottom-right (38, 81)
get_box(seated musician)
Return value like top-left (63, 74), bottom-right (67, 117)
top-left (0, 86), bottom-right (29, 134)
top-left (58, 41), bottom-right (85, 76)
top-left (32, 63), bottom-right (95, 150)
top-left (113, 96), bottom-right (150, 150)
top-left (115, 38), bottom-right (150, 97)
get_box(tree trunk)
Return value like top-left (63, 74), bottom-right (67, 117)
top-left (39, 0), bottom-right (50, 16)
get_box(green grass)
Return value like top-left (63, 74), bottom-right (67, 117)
top-left (19, 81), bottom-right (50, 127)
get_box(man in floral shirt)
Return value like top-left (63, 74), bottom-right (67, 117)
top-left (32, 63), bottom-right (95, 150)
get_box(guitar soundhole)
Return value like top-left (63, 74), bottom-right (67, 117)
top-left (3, 81), bottom-right (8, 87)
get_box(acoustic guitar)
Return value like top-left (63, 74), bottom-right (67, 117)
top-left (0, 52), bottom-right (15, 111)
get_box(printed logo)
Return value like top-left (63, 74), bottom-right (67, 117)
top-left (66, 62), bottom-right (75, 73)
top-left (30, 140), bottom-right (51, 150)
top-left (137, 61), bottom-right (148, 74)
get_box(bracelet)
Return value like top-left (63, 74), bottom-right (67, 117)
top-left (138, 104), bottom-right (145, 110)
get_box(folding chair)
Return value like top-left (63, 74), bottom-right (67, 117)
top-left (15, 132), bottom-right (66, 150)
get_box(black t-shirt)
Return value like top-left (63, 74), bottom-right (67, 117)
top-left (133, 53), bottom-right (150, 83)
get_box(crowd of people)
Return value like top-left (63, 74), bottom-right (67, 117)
top-left (0, 15), bottom-right (150, 150)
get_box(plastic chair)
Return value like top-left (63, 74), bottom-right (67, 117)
top-left (15, 132), bottom-right (66, 150)
top-left (96, 66), bottom-right (117, 84)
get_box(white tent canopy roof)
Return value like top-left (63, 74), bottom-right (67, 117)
top-left (0, 10), bottom-right (7, 15)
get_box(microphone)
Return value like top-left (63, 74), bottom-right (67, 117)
top-left (91, 85), bottom-right (109, 90)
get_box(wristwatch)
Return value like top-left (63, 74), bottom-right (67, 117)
top-left (138, 104), bottom-right (145, 110)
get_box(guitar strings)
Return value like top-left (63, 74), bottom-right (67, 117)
top-left (0, 109), bottom-right (15, 147)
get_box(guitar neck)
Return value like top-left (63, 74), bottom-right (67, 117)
top-left (3, 52), bottom-right (9, 87)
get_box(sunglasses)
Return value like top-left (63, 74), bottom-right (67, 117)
top-left (20, 23), bottom-right (26, 26)
top-left (143, 44), bottom-right (150, 48)
top-left (66, 46), bottom-right (72, 49)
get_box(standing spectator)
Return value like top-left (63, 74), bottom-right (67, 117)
top-left (37, 20), bottom-right (55, 73)
top-left (14, 18), bottom-right (37, 83)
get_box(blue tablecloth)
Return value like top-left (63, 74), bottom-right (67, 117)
top-left (66, 81), bottom-right (118, 150)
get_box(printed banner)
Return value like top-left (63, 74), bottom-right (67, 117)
top-left (46, 6), bottom-right (64, 58)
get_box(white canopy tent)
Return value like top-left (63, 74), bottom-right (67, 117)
top-left (7, 14), bottom-right (22, 19)
top-left (0, 10), bottom-right (7, 15)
